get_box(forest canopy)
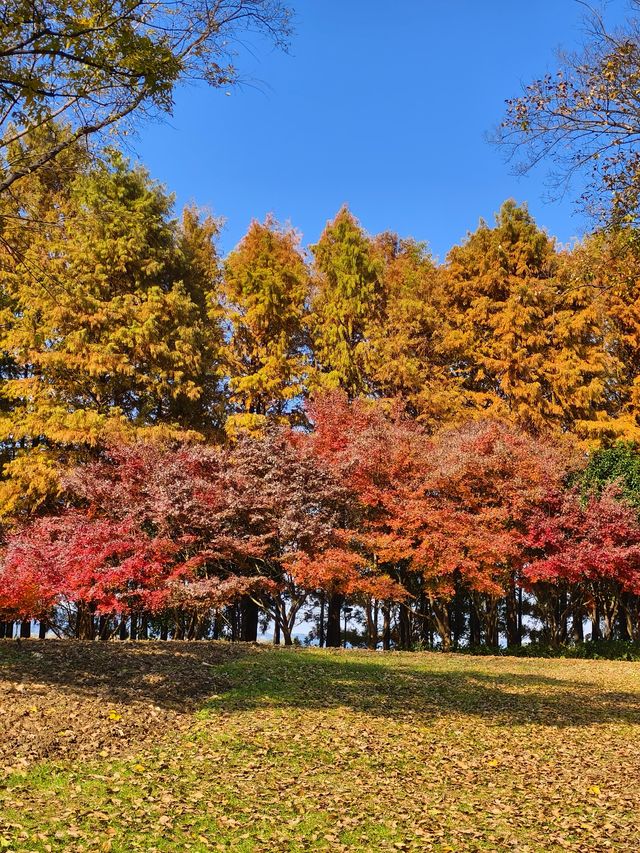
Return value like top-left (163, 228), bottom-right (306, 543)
top-left (3, 140), bottom-right (640, 649)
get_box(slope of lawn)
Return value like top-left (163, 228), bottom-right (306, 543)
top-left (1, 641), bottom-right (640, 852)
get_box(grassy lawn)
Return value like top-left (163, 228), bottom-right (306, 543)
top-left (1, 642), bottom-right (640, 851)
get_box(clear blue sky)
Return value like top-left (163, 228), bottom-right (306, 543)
top-left (134, 0), bottom-right (630, 261)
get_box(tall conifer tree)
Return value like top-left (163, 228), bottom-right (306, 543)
top-left (0, 154), bottom-right (226, 517)
top-left (309, 207), bottom-right (384, 398)
top-left (222, 217), bottom-right (310, 434)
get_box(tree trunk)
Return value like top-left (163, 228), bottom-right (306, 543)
top-left (130, 613), bottom-right (138, 641)
top-left (326, 593), bottom-right (343, 648)
top-left (398, 604), bottom-right (411, 650)
top-left (431, 599), bottom-right (451, 651)
top-left (452, 581), bottom-right (464, 649)
top-left (240, 596), bottom-right (259, 642)
top-left (382, 601), bottom-right (391, 650)
top-left (571, 595), bottom-right (584, 642)
top-left (140, 615), bottom-right (149, 640)
top-left (517, 585), bottom-right (523, 643)
top-left (365, 597), bottom-right (377, 650)
top-left (20, 620), bottom-right (31, 639)
top-left (591, 600), bottom-right (601, 641)
top-left (484, 597), bottom-right (499, 647)
top-left (119, 617), bottom-right (128, 641)
top-left (318, 592), bottom-right (325, 648)
top-left (505, 573), bottom-right (520, 647)
top-left (469, 598), bottom-right (481, 647)
top-left (38, 619), bottom-right (47, 640)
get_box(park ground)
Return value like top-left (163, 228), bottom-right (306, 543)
top-left (1, 641), bottom-right (639, 852)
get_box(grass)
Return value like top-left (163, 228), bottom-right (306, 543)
top-left (2, 642), bottom-right (640, 851)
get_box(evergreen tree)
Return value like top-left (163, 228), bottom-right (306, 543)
top-left (222, 217), bottom-right (310, 434)
top-left (369, 233), bottom-right (464, 429)
top-left (0, 153), bottom-right (226, 517)
top-left (309, 207), bottom-right (384, 398)
top-left (444, 200), bottom-right (610, 434)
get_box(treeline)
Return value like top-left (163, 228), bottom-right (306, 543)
top-left (4, 142), bottom-right (640, 647)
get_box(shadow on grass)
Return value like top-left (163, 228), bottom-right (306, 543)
top-left (204, 648), bottom-right (640, 728)
top-left (2, 640), bottom-right (639, 728)
top-left (0, 638), bottom-right (252, 711)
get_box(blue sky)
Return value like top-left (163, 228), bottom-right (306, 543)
top-left (135, 0), bottom-right (630, 261)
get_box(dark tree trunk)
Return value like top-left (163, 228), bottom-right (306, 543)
top-left (130, 614), bottom-right (138, 641)
top-left (160, 619), bottom-right (168, 641)
top-left (140, 615), bottom-right (149, 640)
top-left (240, 596), bottom-right (259, 642)
top-left (273, 615), bottom-right (281, 645)
top-left (469, 599), bottom-right (481, 647)
top-left (591, 601), bottom-right (601, 641)
top-left (452, 580), bottom-right (464, 649)
top-left (119, 617), bottom-right (128, 641)
top-left (230, 604), bottom-right (239, 642)
top-left (318, 592), bottom-right (325, 648)
top-left (76, 604), bottom-right (95, 640)
top-left (420, 595), bottom-right (431, 647)
top-left (366, 597), bottom-right (377, 649)
top-left (326, 593), bottom-right (344, 648)
top-left (571, 596), bottom-right (584, 642)
top-left (431, 600), bottom-right (451, 651)
top-left (398, 604), bottom-right (411, 650)
top-left (38, 619), bottom-right (47, 640)
top-left (517, 585), bottom-right (523, 643)
top-left (505, 573), bottom-right (520, 647)
top-left (20, 620), bottom-right (31, 639)
top-left (382, 602), bottom-right (391, 650)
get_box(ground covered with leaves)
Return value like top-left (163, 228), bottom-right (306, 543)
top-left (1, 641), bottom-right (640, 852)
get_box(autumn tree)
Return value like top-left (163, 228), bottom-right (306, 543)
top-left (443, 200), bottom-right (610, 434)
top-left (0, 440), bottom-right (275, 638)
top-left (222, 217), bottom-right (310, 435)
top-left (309, 207), bottom-right (385, 398)
top-left (368, 233), bottom-right (463, 429)
top-left (0, 152), bottom-right (227, 518)
top-left (496, 2), bottom-right (640, 225)
top-left (0, 0), bottom-right (292, 196)
top-left (525, 486), bottom-right (640, 642)
top-left (564, 227), bottom-right (640, 441)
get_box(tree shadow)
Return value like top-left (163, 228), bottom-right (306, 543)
top-left (2, 640), bottom-right (639, 729)
top-left (203, 647), bottom-right (640, 728)
top-left (0, 638), bottom-right (253, 711)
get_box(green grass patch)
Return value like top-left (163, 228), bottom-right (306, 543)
top-left (2, 646), bottom-right (640, 851)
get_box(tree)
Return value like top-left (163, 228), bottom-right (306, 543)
top-left (225, 427), bottom-right (381, 645)
top-left (443, 201), bottom-right (611, 435)
top-left (0, 153), bottom-right (227, 518)
top-left (525, 485), bottom-right (640, 641)
top-left (309, 207), bottom-right (385, 398)
top-left (410, 419), bottom-right (573, 648)
top-left (368, 233), bottom-right (463, 429)
top-left (0, 0), bottom-right (292, 196)
top-left (580, 440), bottom-right (640, 509)
top-left (565, 227), bottom-right (640, 441)
top-left (222, 217), bottom-right (310, 435)
top-left (496, 2), bottom-right (640, 225)
top-left (0, 440), bottom-right (276, 637)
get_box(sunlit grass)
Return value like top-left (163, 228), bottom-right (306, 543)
top-left (2, 646), bottom-right (640, 851)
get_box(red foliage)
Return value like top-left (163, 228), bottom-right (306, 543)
top-left (524, 485), bottom-right (640, 592)
top-left (308, 393), bottom-right (574, 601)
